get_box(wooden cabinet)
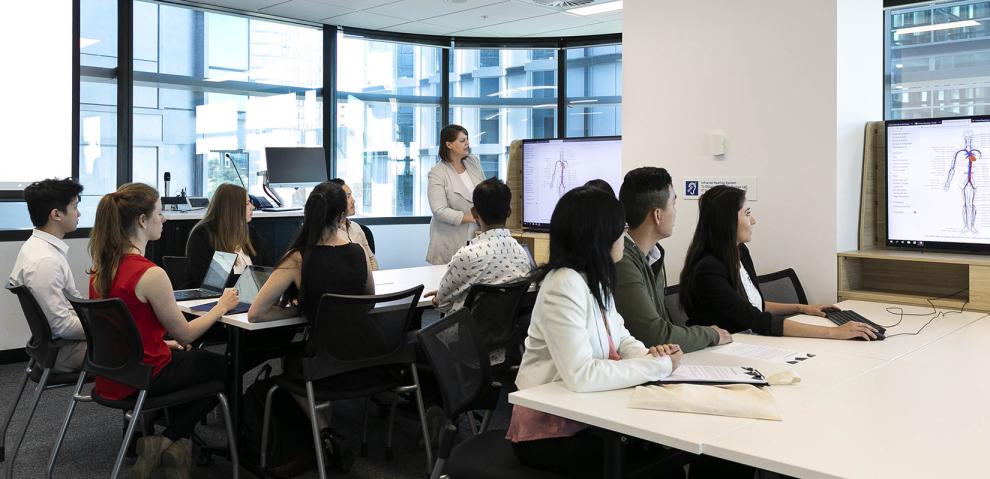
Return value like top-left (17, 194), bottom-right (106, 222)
top-left (838, 249), bottom-right (990, 311)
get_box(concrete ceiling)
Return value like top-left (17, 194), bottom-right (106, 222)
top-left (170, 0), bottom-right (622, 38)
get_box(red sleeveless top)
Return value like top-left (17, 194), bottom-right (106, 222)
top-left (92, 254), bottom-right (172, 400)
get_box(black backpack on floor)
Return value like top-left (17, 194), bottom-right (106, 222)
top-left (240, 365), bottom-right (316, 478)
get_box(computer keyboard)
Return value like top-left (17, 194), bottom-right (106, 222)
top-left (825, 310), bottom-right (886, 340)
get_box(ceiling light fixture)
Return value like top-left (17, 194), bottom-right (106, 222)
top-left (894, 20), bottom-right (979, 36)
top-left (568, 0), bottom-right (622, 16)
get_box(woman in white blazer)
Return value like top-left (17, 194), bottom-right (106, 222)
top-left (507, 185), bottom-right (683, 479)
top-left (426, 124), bottom-right (486, 265)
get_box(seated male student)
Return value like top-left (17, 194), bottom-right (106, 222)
top-left (8, 178), bottom-right (87, 372)
top-left (614, 167), bottom-right (732, 353)
top-left (426, 177), bottom-right (533, 314)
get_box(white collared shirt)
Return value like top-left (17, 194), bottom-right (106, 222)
top-left (739, 262), bottom-right (764, 312)
top-left (8, 230), bottom-right (84, 340)
top-left (435, 228), bottom-right (533, 314)
top-left (623, 232), bottom-right (663, 266)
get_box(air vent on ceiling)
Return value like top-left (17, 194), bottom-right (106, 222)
top-left (528, 0), bottom-right (597, 9)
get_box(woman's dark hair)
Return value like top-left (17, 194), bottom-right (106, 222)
top-left (438, 124), bottom-right (469, 163)
top-left (89, 183), bottom-right (160, 298)
top-left (583, 179), bottom-right (615, 198)
top-left (530, 186), bottom-right (625, 313)
top-left (679, 185), bottom-right (747, 318)
top-left (277, 181), bottom-right (348, 267)
top-left (23, 178), bottom-right (84, 228)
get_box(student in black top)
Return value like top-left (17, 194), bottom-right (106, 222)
top-left (248, 181), bottom-right (374, 463)
top-left (679, 185), bottom-right (878, 340)
top-left (183, 184), bottom-right (270, 289)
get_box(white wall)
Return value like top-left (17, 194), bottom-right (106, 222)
top-left (364, 223), bottom-right (430, 270)
top-left (0, 238), bottom-right (92, 351)
top-left (624, 0), bottom-right (881, 304)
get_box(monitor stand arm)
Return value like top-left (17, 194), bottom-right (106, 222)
top-left (259, 170), bottom-right (285, 207)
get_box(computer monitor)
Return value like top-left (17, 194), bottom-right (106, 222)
top-left (886, 115), bottom-right (990, 252)
top-left (522, 136), bottom-right (622, 230)
top-left (265, 147), bottom-right (328, 188)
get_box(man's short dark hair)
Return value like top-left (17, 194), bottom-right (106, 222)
top-left (472, 177), bottom-right (511, 226)
top-left (619, 167), bottom-right (673, 229)
top-left (23, 178), bottom-right (84, 228)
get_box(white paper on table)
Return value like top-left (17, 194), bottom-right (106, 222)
top-left (659, 365), bottom-right (766, 384)
top-left (709, 342), bottom-right (816, 364)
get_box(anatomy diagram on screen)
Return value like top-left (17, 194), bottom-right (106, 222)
top-left (548, 151), bottom-right (571, 198)
top-left (943, 131), bottom-right (984, 233)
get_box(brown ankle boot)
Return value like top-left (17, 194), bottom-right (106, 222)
top-left (132, 435), bottom-right (166, 479)
top-left (161, 438), bottom-right (192, 479)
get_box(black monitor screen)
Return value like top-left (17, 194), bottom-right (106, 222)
top-left (265, 147), bottom-right (328, 187)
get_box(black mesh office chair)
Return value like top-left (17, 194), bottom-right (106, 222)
top-left (1, 285), bottom-right (91, 478)
top-left (258, 285), bottom-right (432, 479)
top-left (418, 308), bottom-right (563, 479)
top-left (48, 296), bottom-right (238, 479)
top-left (663, 285), bottom-right (690, 326)
top-left (756, 268), bottom-right (809, 305)
top-left (462, 278), bottom-right (534, 375)
top-left (161, 256), bottom-right (190, 289)
top-left (357, 223), bottom-right (375, 254)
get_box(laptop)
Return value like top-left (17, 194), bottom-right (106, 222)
top-left (190, 265), bottom-right (273, 315)
top-left (173, 251), bottom-right (236, 301)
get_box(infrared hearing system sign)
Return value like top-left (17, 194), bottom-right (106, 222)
top-left (683, 177), bottom-right (758, 200)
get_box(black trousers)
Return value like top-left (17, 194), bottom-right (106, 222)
top-left (147, 349), bottom-right (226, 442)
top-left (512, 428), bottom-right (687, 479)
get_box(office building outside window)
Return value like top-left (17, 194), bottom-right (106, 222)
top-left (886, 1), bottom-right (990, 119)
top-left (450, 47), bottom-right (558, 180)
top-left (131, 2), bottom-right (322, 199)
top-left (335, 33), bottom-right (442, 217)
top-left (566, 44), bottom-right (622, 137)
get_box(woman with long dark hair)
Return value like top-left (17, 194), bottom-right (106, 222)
top-left (508, 186), bottom-right (681, 478)
top-left (182, 183), bottom-right (269, 288)
top-left (426, 124), bottom-right (486, 265)
top-left (89, 183), bottom-right (238, 479)
top-left (247, 181), bottom-right (374, 467)
top-left (679, 185), bottom-right (877, 340)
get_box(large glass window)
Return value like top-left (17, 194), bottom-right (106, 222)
top-left (335, 34), bottom-right (442, 217)
top-left (566, 44), bottom-right (621, 137)
top-left (886, 1), bottom-right (990, 119)
top-left (133, 2), bottom-right (322, 200)
top-left (450, 47), bottom-right (558, 180)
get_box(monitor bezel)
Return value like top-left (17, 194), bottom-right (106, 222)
top-left (521, 135), bottom-right (622, 230)
top-left (885, 114), bottom-right (990, 253)
top-left (264, 146), bottom-right (328, 189)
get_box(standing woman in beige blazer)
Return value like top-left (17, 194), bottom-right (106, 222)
top-left (426, 124), bottom-right (487, 265)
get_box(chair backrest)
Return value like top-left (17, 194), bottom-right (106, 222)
top-left (161, 256), bottom-right (190, 289)
top-left (417, 308), bottom-right (493, 420)
top-left (756, 268), bottom-right (808, 305)
top-left (7, 284), bottom-right (59, 368)
top-left (663, 284), bottom-right (690, 326)
top-left (67, 295), bottom-right (154, 390)
top-left (300, 285), bottom-right (424, 381)
top-left (463, 278), bottom-right (533, 352)
top-left (357, 222), bottom-right (375, 254)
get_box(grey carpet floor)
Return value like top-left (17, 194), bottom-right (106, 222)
top-left (0, 352), bottom-right (511, 479)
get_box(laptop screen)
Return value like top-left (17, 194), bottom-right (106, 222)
top-left (201, 251), bottom-right (236, 292)
top-left (234, 265), bottom-right (272, 303)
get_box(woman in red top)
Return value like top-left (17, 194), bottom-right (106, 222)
top-left (88, 183), bottom-right (238, 479)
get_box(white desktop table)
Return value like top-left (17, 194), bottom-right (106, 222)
top-left (704, 314), bottom-right (990, 479)
top-left (177, 264), bottom-right (447, 434)
top-left (507, 300), bottom-right (990, 479)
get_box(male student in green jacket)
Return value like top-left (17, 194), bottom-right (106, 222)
top-left (615, 167), bottom-right (732, 352)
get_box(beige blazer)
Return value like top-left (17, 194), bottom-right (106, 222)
top-left (426, 155), bottom-right (486, 265)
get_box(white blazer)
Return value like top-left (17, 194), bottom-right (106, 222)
top-left (516, 268), bottom-right (673, 394)
top-left (426, 155), bottom-right (486, 265)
